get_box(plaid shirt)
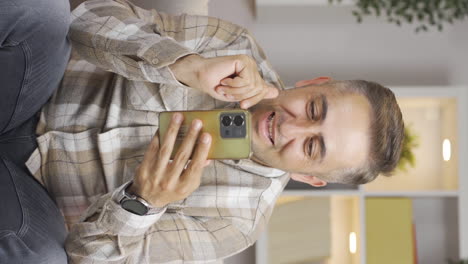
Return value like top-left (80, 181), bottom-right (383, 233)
top-left (25, 0), bottom-right (289, 263)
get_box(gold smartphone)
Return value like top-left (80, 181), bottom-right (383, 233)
top-left (159, 109), bottom-right (251, 160)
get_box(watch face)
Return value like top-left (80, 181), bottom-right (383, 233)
top-left (121, 199), bottom-right (148, 216)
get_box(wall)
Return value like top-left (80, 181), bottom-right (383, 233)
top-left (413, 198), bottom-right (459, 264)
top-left (209, 0), bottom-right (468, 87)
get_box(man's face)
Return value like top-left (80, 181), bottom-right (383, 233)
top-left (249, 83), bottom-right (372, 183)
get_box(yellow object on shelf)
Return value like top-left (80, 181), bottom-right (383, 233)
top-left (268, 197), bottom-right (331, 264)
top-left (366, 198), bottom-right (415, 264)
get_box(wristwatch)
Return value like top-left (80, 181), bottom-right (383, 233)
top-left (117, 181), bottom-right (165, 216)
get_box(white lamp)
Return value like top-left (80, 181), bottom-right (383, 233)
top-left (443, 139), bottom-right (451, 161)
top-left (349, 232), bottom-right (357, 254)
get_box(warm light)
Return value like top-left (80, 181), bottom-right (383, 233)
top-left (443, 139), bottom-right (451, 161)
top-left (349, 232), bottom-right (357, 254)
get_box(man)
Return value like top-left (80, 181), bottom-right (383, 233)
top-left (10, 0), bottom-right (403, 264)
top-left (0, 0), bottom-right (70, 263)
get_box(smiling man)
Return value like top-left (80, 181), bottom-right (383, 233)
top-left (23, 0), bottom-right (404, 263)
top-left (249, 78), bottom-right (402, 187)
top-left (250, 80), bottom-right (372, 187)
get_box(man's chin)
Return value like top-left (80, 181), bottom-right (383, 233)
top-left (249, 152), bottom-right (272, 167)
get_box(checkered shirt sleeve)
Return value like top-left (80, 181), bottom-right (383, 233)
top-left (59, 0), bottom-right (288, 263)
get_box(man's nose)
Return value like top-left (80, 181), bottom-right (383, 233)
top-left (280, 119), bottom-right (318, 138)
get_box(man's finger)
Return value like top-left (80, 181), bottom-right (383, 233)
top-left (220, 76), bottom-right (248, 88)
top-left (169, 119), bottom-right (202, 179)
top-left (215, 85), bottom-right (261, 102)
top-left (213, 86), bottom-right (238, 101)
top-left (140, 130), bottom-right (161, 168)
top-left (156, 113), bottom-right (183, 168)
top-left (218, 86), bottom-right (262, 101)
top-left (180, 132), bottom-right (211, 183)
top-left (239, 88), bottom-right (268, 109)
top-left (263, 86), bottom-right (279, 99)
top-left (217, 84), bottom-right (261, 96)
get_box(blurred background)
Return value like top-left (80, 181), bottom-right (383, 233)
top-left (206, 1), bottom-right (468, 263)
top-left (208, 1), bottom-right (468, 264)
top-left (74, 0), bottom-right (468, 263)
top-left (209, 0), bottom-right (468, 87)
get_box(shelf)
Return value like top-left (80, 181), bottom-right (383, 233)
top-left (282, 190), bottom-right (459, 197)
top-left (266, 196), bottom-right (333, 264)
top-left (258, 196), bottom-right (361, 264)
top-left (282, 190), bottom-right (360, 196)
top-left (364, 191), bottom-right (459, 198)
top-left (252, 86), bottom-right (468, 263)
top-left (328, 196), bottom-right (361, 264)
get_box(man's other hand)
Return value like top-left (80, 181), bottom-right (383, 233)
top-left (170, 54), bottom-right (279, 109)
top-left (129, 113), bottom-right (212, 208)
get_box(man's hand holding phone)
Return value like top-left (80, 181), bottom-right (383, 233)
top-left (170, 54), bottom-right (279, 109)
top-left (128, 113), bottom-right (212, 208)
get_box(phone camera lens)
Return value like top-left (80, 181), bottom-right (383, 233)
top-left (222, 115), bottom-right (232, 126)
top-left (233, 115), bottom-right (244, 126)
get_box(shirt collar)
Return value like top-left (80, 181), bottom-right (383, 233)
top-left (219, 159), bottom-right (287, 178)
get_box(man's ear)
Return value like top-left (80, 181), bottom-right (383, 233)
top-left (295, 76), bottom-right (332, 88)
top-left (290, 173), bottom-right (328, 187)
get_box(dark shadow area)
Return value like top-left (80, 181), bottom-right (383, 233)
top-left (285, 180), bottom-right (358, 190)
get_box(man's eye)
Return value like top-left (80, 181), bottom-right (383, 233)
top-left (307, 139), bottom-right (314, 157)
top-left (309, 101), bottom-right (316, 120)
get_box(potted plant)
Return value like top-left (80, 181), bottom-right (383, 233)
top-left (329, 0), bottom-right (468, 32)
top-left (448, 259), bottom-right (468, 264)
top-left (397, 125), bottom-right (418, 172)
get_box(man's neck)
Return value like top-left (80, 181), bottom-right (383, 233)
top-left (249, 154), bottom-right (269, 167)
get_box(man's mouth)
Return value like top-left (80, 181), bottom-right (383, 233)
top-left (259, 110), bottom-right (276, 146)
top-left (267, 112), bottom-right (275, 145)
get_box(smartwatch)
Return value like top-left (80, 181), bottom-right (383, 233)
top-left (117, 181), bottom-right (165, 216)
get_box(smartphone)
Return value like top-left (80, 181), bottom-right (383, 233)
top-left (159, 109), bottom-right (252, 160)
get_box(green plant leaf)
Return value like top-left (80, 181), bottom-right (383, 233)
top-left (396, 125), bottom-right (419, 172)
top-left (446, 258), bottom-right (468, 264)
top-left (405, 14), bottom-right (413, 23)
top-left (417, 12), bottom-right (425, 21)
top-left (350, 0), bottom-right (468, 32)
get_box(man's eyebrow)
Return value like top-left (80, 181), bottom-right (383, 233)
top-left (321, 94), bottom-right (328, 120)
top-left (318, 135), bottom-right (326, 162)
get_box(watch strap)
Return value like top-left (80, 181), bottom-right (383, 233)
top-left (118, 181), bottom-right (166, 215)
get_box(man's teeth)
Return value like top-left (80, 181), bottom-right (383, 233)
top-left (268, 112), bottom-right (275, 144)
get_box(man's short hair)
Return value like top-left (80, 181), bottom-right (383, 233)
top-left (324, 80), bottom-right (405, 184)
